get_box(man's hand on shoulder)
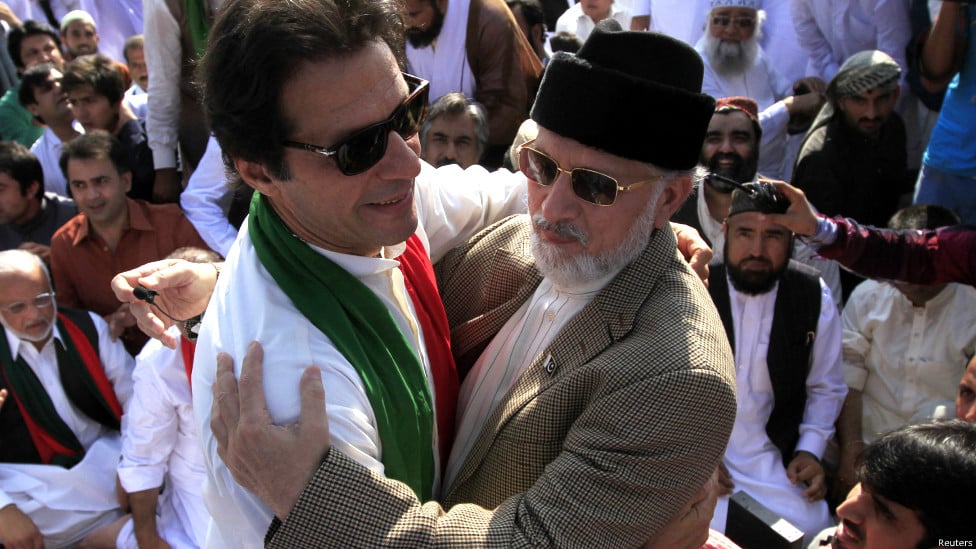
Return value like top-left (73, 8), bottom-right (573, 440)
top-left (0, 503), bottom-right (44, 549)
top-left (671, 222), bottom-right (713, 285)
top-left (211, 342), bottom-right (331, 519)
top-left (16, 243), bottom-right (50, 265)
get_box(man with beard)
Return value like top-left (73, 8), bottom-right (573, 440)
top-left (0, 249), bottom-right (134, 548)
top-left (672, 96), bottom-right (842, 303)
top-left (707, 183), bottom-right (846, 544)
top-left (695, 0), bottom-right (825, 181)
top-left (419, 92), bottom-right (489, 169)
top-left (792, 50), bottom-right (910, 300)
top-left (402, 0), bottom-right (542, 169)
top-left (118, 21), bottom-right (735, 547)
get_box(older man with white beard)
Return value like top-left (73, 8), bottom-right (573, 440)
top-left (695, 0), bottom-right (825, 181)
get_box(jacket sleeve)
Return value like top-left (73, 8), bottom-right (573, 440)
top-left (266, 368), bottom-right (736, 548)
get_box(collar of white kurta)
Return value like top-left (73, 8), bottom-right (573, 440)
top-left (406, 0), bottom-right (476, 101)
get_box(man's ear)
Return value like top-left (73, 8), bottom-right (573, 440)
top-left (25, 180), bottom-right (41, 200)
top-left (652, 173), bottom-right (692, 229)
top-left (233, 157), bottom-right (280, 197)
top-left (121, 171), bottom-right (132, 194)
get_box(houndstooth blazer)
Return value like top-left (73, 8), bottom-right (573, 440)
top-left (266, 215), bottom-right (736, 548)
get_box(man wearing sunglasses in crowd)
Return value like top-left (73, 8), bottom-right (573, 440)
top-left (113, 3), bottom-right (734, 548)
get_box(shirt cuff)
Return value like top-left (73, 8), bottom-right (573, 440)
top-left (151, 147), bottom-right (179, 170)
top-left (801, 216), bottom-right (838, 249)
top-left (795, 433), bottom-right (828, 460)
top-left (117, 464), bottom-right (167, 493)
top-left (844, 365), bottom-right (868, 391)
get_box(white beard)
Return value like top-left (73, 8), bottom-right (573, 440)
top-left (703, 32), bottom-right (760, 77)
top-left (530, 185), bottom-right (664, 290)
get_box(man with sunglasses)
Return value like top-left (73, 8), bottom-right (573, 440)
top-left (696, 0), bottom-right (825, 181)
top-left (0, 249), bottom-right (135, 548)
top-left (165, 0), bottom-right (528, 546)
top-left (189, 14), bottom-right (735, 547)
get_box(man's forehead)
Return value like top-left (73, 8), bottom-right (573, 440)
top-left (709, 110), bottom-right (755, 132)
top-left (712, 7), bottom-right (756, 16)
top-left (727, 212), bottom-right (788, 232)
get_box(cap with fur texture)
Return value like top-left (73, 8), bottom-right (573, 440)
top-left (709, 0), bottom-right (759, 10)
top-left (727, 183), bottom-right (790, 217)
top-left (530, 27), bottom-right (715, 170)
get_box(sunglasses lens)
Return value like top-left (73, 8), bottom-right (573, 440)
top-left (571, 170), bottom-right (617, 206)
top-left (520, 148), bottom-right (558, 185)
top-left (336, 126), bottom-right (388, 175)
top-left (397, 86), bottom-right (429, 139)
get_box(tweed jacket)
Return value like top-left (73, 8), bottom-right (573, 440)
top-left (266, 215), bottom-right (736, 548)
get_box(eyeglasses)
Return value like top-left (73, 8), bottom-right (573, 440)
top-left (1, 292), bottom-right (56, 315)
top-left (518, 141), bottom-right (667, 206)
top-left (282, 73), bottom-right (430, 176)
top-left (711, 15), bottom-right (755, 29)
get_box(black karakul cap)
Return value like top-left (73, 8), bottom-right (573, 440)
top-left (530, 27), bottom-right (716, 170)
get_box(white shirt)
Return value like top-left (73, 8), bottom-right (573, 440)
top-left (760, 0), bottom-right (813, 84)
top-left (650, 0), bottom-right (710, 45)
top-left (193, 163), bottom-right (527, 549)
top-left (842, 280), bottom-right (976, 442)
top-left (143, 0), bottom-right (224, 170)
top-left (0, 312), bottom-right (134, 543)
top-left (180, 136), bottom-right (238, 257)
top-left (555, 2), bottom-right (632, 43)
top-left (711, 276), bottom-right (845, 540)
top-left (696, 43), bottom-right (795, 180)
top-left (30, 127), bottom-right (72, 198)
top-left (791, 0), bottom-right (910, 81)
top-left (445, 272), bottom-right (615, 488)
top-left (118, 326), bottom-right (208, 549)
top-left (405, 0), bottom-right (476, 102)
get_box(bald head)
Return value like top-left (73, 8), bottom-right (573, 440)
top-left (0, 250), bottom-right (56, 349)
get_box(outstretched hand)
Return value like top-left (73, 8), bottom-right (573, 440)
top-left (111, 259), bottom-right (220, 348)
top-left (210, 341), bottom-right (331, 519)
top-left (671, 222), bottom-right (713, 285)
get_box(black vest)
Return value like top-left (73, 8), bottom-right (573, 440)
top-left (709, 262), bottom-right (822, 466)
top-left (0, 308), bottom-right (116, 465)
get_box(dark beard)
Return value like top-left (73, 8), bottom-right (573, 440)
top-left (704, 150), bottom-right (758, 189)
top-left (724, 239), bottom-right (790, 295)
top-left (406, 8), bottom-right (445, 48)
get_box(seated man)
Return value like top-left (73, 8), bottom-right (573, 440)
top-left (671, 96), bottom-right (841, 303)
top-left (1, 20), bottom-right (64, 147)
top-left (695, 0), bottom-right (825, 180)
top-left (419, 92), bottom-right (489, 169)
top-left (18, 61), bottom-right (80, 197)
top-left (0, 249), bottom-right (134, 548)
top-left (50, 131), bottom-right (209, 356)
top-left (60, 53), bottom-right (155, 202)
top-left (835, 204), bottom-right (976, 497)
top-left (809, 420), bottom-right (976, 549)
top-left (707, 184), bottom-right (846, 542)
top-left (117, 246), bottom-right (222, 549)
top-left (0, 141), bottom-right (76, 261)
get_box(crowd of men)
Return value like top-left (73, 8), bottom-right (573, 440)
top-left (1, 0), bottom-right (975, 548)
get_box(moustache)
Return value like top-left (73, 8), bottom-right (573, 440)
top-left (532, 214), bottom-right (589, 245)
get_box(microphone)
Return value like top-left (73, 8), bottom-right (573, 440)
top-left (133, 285), bottom-right (157, 304)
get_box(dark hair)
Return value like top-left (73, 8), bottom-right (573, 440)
top-left (59, 130), bottom-right (131, 179)
top-left (61, 53), bottom-right (125, 105)
top-left (419, 92), bottom-right (489, 156)
top-left (857, 420), bottom-right (976, 547)
top-left (887, 204), bottom-right (961, 231)
top-left (7, 20), bottom-right (62, 69)
top-left (549, 31), bottom-right (583, 54)
top-left (123, 34), bottom-right (144, 64)
top-left (0, 141), bottom-right (44, 197)
top-left (507, 0), bottom-right (545, 30)
top-left (199, 0), bottom-right (405, 180)
top-left (17, 63), bottom-right (58, 121)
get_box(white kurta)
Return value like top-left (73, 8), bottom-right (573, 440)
top-left (180, 136), bottom-right (238, 257)
top-left (193, 163), bottom-right (527, 549)
top-left (709, 276), bottom-right (846, 542)
top-left (445, 273), bottom-right (614, 488)
top-left (842, 281), bottom-right (976, 442)
top-left (405, 0), bottom-right (476, 102)
top-left (0, 313), bottom-right (134, 547)
top-left (117, 326), bottom-right (209, 549)
top-left (30, 127), bottom-right (71, 198)
top-left (554, 2), bottom-right (632, 43)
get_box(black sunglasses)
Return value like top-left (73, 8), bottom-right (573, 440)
top-left (518, 141), bottom-right (667, 206)
top-left (282, 73), bottom-right (430, 176)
